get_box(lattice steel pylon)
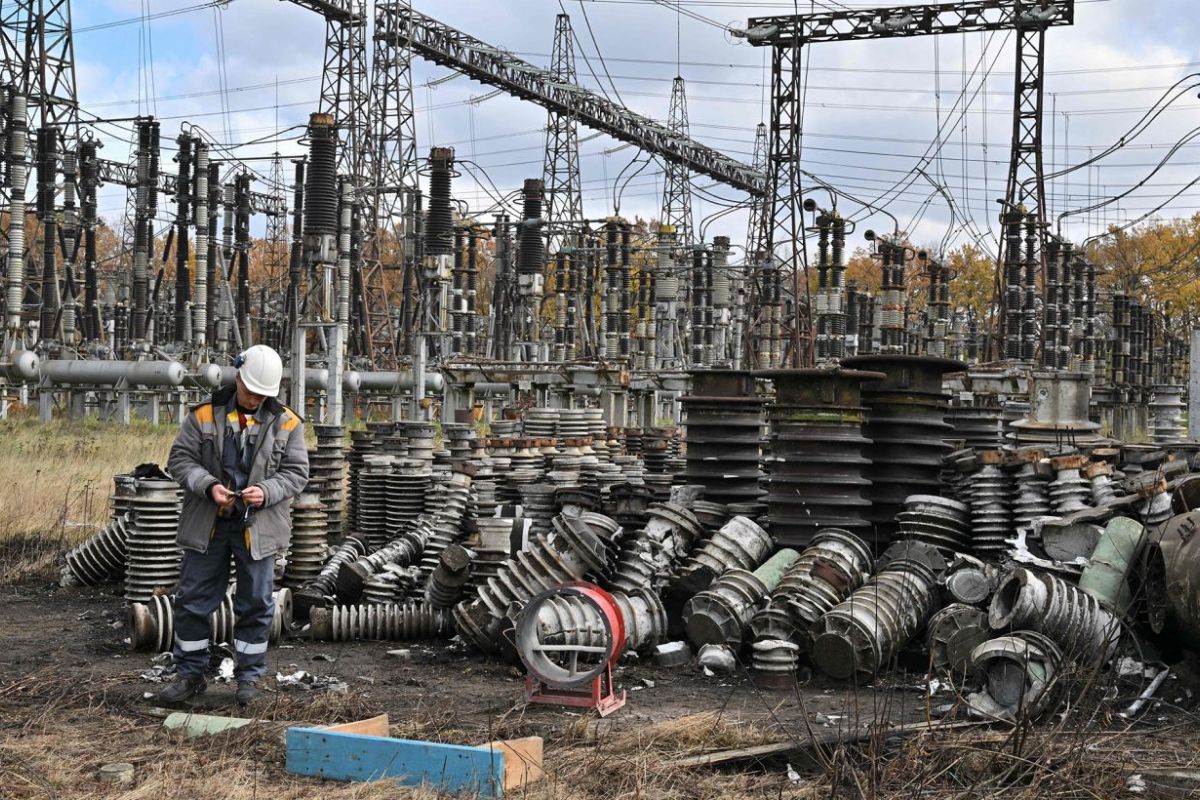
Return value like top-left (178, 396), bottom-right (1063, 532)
top-left (744, 122), bottom-right (768, 261)
top-left (0, 0), bottom-right (78, 138)
top-left (660, 76), bottom-right (693, 249)
top-left (745, 0), bottom-right (1075, 368)
top-left (542, 13), bottom-right (582, 256)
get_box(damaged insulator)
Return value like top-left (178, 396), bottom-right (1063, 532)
top-left (363, 565), bottom-right (420, 604)
top-left (966, 630), bottom-right (1063, 721)
top-left (123, 478), bottom-right (184, 603)
top-left (130, 589), bottom-right (292, 652)
top-left (896, 494), bottom-right (971, 557)
top-left (749, 528), bottom-right (874, 655)
top-left (680, 370), bottom-right (764, 506)
top-left (1150, 385), bottom-right (1186, 445)
top-left (1136, 479), bottom-right (1172, 527)
top-left (810, 541), bottom-right (944, 680)
top-left (60, 514), bottom-right (130, 586)
top-left (355, 455), bottom-right (393, 549)
top-left (453, 516), bottom-right (608, 654)
top-left (293, 535), bottom-right (368, 619)
top-left (1049, 454), bottom-right (1093, 514)
top-left (386, 459), bottom-right (433, 549)
top-left (759, 368), bottom-right (881, 547)
top-left (969, 451), bottom-right (1013, 558)
top-left (310, 603), bottom-right (453, 642)
top-left (337, 528), bottom-right (426, 602)
top-left (943, 554), bottom-right (996, 606)
top-left (843, 354), bottom-right (963, 547)
top-left (418, 466), bottom-right (473, 577)
top-left (926, 603), bottom-right (989, 674)
top-left (1011, 449), bottom-right (1052, 533)
top-left (1086, 462), bottom-right (1119, 506)
top-left (947, 397), bottom-right (1007, 450)
top-left (607, 502), bottom-right (705, 592)
top-left (989, 567), bottom-right (1120, 665)
top-left (311, 424), bottom-right (347, 533)
top-left (425, 147), bottom-right (455, 256)
top-left (283, 486), bottom-right (329, 589)
top-left (685, 548), bottom-right (800, 650)
top-left (682, 515), bottom-right (773, 576)
top-left (611, 588), bottom-right (669, 653)
top-left (425, 543), bottom-right (473, 608)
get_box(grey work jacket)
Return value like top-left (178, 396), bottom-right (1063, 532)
top-left (167, 388), bottom-right (310, 560)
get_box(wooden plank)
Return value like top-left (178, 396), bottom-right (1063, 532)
top-left (323, 713), bottom-right (390, 737)
top-left (285, 727), bottom-right (506, 797)
top-left (481, 736), bottom-right (545, 792)
top-left (667, 720), bottom-right (984, 769)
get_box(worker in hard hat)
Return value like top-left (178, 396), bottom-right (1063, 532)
top-left (158, 345), bottom-right (309, 706)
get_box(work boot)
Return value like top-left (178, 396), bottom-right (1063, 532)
top-left (235, 681), bottom-right (260, 706)
top-left (157, 675), bottom-right (207, 705)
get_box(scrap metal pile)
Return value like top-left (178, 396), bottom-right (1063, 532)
top-left (57, 356), bottom-right (1200, 722)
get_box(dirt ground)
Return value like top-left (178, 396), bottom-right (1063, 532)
top-left (5, 562), bottom-right (1200, 798)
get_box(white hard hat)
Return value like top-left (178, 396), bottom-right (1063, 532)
top-left (237, 345), bottom-right (283, 397)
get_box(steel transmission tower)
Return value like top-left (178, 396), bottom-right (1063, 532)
top-left (0, 0), bottom-right (78, 136)
top-left (744, 122), bottom-right (768, 261)
top-left (660, 76), bottom-right (693, 248)
top-left (542, 13), bottom-right (582, 255)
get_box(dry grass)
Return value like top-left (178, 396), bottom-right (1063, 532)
top-left (0, 414), bottom-right (177, 541)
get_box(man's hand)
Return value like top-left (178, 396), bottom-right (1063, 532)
top-left (241, 485), bottom-right (266, 508)
top-left (211, 484), bottom-right (237, 509)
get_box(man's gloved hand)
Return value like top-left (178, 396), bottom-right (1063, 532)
top-left (210, 484), bottom-right (237, 509)
top-left (241, 485), bottom-right (266, 508)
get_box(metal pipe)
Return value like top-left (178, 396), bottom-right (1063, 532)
top-left (40, 359), bottom-right (186, 386)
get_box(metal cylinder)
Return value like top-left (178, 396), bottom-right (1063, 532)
top-left (925, 602), bottom-right (989, 674)
top-left (680, 370), bottom-right (763, 506)
top-left (685, 548), bottom-right (799, 650)
top-left (682, 515), bottom-right (773, 576)
top-left (425, 542), bottom-right (473, 608)
top-left (60, 514), bottom-right (130, 587)
top-left (425, 147), bottom-right (455, 256)
top-left (842, 354), bottom-right (962, 547)
top-left (41, 359), bottom-right (186, 386)
top-left (122, 478), bottom-right (183, 603)
top-left (966, 630), bottom-right (1063, 721)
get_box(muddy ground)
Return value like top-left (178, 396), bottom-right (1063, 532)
top-left (5, 569), bottom-right (1200, 799)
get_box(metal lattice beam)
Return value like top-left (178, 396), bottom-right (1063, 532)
top-left (381, 5), bottom-right (765, 195)
top-left (660, 76), bottom-right (693, 248)
top-left (542, 13), bottom-right (583, 255)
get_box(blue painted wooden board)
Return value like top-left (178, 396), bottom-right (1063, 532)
top-left (286, 727), bottom-right (506, 798)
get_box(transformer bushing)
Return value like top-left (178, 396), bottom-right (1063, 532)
top-left (1150, 385), bottom-right (1186, 445)
top-left (680, 370), bottom-right (764, 506)
top-left (355, 455), bottom-right (393, 548)
top-left (969, 451), bottom-right (1013, 558)
top-left (417, 467), bottom-right (473, 577)
top-left (1011, 449), bottom-right (1052, 533)
top-left (282, 487), bottom-right (330, 589)
top-left (926, 603), bottom-right (989, 674)
top-left (337, 528), bottom-right (426, 602)
top-left (943, 554), bottom-right (997, 606)
top-left (810, 541), bottom-right (943, 680)
top-left (123, 478), bottom-right (184, 603)
top-left (748, 528), bottom-right (873, 655)
top-left (310, 603), bottom-right (453, 642)
top-left (1048, 454), bottom-right (1093, 515)
top-left (843, 354), bottom-right (963, 547)
top-left (292, 535), bottom-right (368, 619)
top-left (759, 368), bottom-right (883, 548)
top-left (60, 514), bottom-right (130, 587)
top-left (385, 459), bottom-right (432, 548)
top-left (130, 588), bottom-right (292, 653)
top-left (1010, 371), bottom-right (1102, 445)
top-left (311, 425), bottom-right (346, 534)
top-left (989, 567), bottom-right (1120, 665)
top-left (424, 543), bottom-right (473, 609)
top-left (452, 515), bottom-right (609, 655)
top-left (896, 494), bottom-right (971, 557)
top-left (681, 515), bottom-right (773, 576)
top-left (685, 548), bottom-right (800, 650)
top-left (611, 588), bottom-right (670, 653)
top-left (966, 630), bottom-right (1063, 721)
top-left (607, 502), bottom-right (704, 592)
top-left (1086, 462), bottom-right (1119, 506)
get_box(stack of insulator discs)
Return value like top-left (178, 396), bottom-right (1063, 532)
top-left (759, 368), bottom-right (881, 549)
top-left (472, 517), bottom-right (515, 583)
top-left (524, 407), bottom-right (559, 439)
top-left (947, 401), bottom-right (1007, 450)
top-left (897, 494), bottom-right (972, 557)
top-left (310, 424), bottom-right (346, 535)
top-left (403, 421), bottom-right (436, 464)
top-left (843, 354), bottom-right (964, 547)
top-left (123, 477), bottom-right (184, 603)
top-left (623, 427), bottom-right (644, 456)
top-left (356, 455), bottom-right (394, 550)
top-left (681, 370), bottom-right (764, 507)
top-left (557, 408), bottom-right (589, 439)
top-left (970, 450), bottom-right (1012, 557)
top-left (520, 484), bottom-right (558, 538)
top-left (1011, 448), bottom-right (1052, 532)
top-left (1049, 454), bottom-right (1093, 514)
top-left (347, 429), bottom-right (378, 536)
top-left (387, 459), bottom-right (431, 538)
top-left (284, 485), bottom-right (329, 588)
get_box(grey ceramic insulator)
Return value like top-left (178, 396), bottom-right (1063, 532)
top-left (310, 603), bottom-right (452, 642)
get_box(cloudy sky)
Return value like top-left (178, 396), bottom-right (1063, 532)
top-left (72, 0), bottom-right (1200, 261)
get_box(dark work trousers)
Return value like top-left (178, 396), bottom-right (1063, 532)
top-left (172, 521), bottom-right (276, 683)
